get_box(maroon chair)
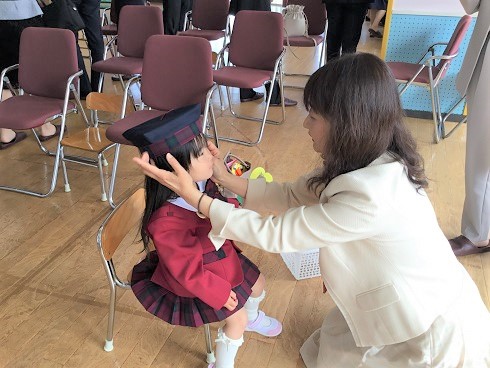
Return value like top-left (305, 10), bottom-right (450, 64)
top-left (210, 10), bottom-right (286, 146)
top-left (92, 5), bottom-right (164, 93)
top-left (386, 15), bottom-right (472, 143)
top-left (179, 0), bottom-right (230, 48)
top-left (283, 0), bottom-right (327, 72)
top-left (0, 27), bottom-right (86, 198)
top-left (104, 35), bottom-right (217, 207)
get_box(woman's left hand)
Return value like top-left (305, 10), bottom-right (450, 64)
top-left (133, 152), bottom-right (196, 199)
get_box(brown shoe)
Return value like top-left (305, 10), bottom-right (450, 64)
top-left (449, 235), bottom-right (490, 257)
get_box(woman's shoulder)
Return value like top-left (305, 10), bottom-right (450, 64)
top-left (150, 202), bottom-right (197, 223)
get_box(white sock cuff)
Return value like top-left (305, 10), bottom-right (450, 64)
top-left (247, 290), bottom-right (265, 304)
top-left (216, 328), bottom-right (244, 347)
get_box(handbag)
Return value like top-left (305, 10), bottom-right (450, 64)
top-left (283, 4), bottom-right (308, 38)
top-left (39, 0), bottom-right (85, 32)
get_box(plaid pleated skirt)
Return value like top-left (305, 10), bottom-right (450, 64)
top-left (131, 250), bottom-right (260, 327)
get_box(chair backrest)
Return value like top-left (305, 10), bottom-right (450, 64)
top-left (117, 5), bottom-right (164, 58)
top-left (228, 11), bottom-right (284, 71)
top-left (437, 15), bottom-right (472, 77)
top-left (98, 188), bottom-right (145, 261)
top-left (140, 35), bottom-right (214, 112)
top-left (18, 27), bottom-right (78, 99)
top-left (286, 0), bottom-right (326, 36)
top-left (192, 0), bottom-right (229, 31)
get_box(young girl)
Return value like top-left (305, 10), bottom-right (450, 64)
top-left (123, 104), bottom-right (282, 368)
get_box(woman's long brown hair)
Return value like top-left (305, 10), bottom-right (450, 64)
top-left (303, 53), bottom-right (428, 191)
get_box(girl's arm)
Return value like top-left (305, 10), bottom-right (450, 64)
top-left (149, 217), bottom-right (232, 310)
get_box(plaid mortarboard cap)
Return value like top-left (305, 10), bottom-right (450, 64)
top-left (122, 103), bottom-right (202, 159)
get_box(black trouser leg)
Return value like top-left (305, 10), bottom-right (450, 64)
top-left (77, 0), bottom-right (104, 92)
top-left (340, 3), bottom-right (369, 55)
top-left (325, 3), bottom-right (343, 61)
top-left (163, 0), bottom-right (181, 35)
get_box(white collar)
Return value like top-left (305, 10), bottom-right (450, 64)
top-left (168, 180), bottom-right (206, 212)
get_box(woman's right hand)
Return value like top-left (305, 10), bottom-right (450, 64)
top-left (207, 140), bottom-right (229, 184)
top-left (223, 290), bottom-right (238, 311)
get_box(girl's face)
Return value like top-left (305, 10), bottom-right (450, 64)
top-left (189, 146), bottom-right (214, 182)
top-left (303, 110), bottom-right (331, 153)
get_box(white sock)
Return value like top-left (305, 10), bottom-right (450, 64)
top-left (215, 328), bottom-right (244, 368)
top-left (244, 290), bottom-right (265, 323)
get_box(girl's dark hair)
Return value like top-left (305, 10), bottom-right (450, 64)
top-left (141, 133), bottom-right (208, 252)
top-left (303, 53), bottom-right (428, 191)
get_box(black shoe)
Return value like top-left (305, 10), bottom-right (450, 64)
top-left (111, 74), bottom-right (132, 81)
top-left (240, 92), bottom-right (264, 103)
top-left (270, 97), bottom-right (297, 107)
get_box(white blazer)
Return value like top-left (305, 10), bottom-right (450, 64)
top-left (209, 154), bottom-right (474, 347)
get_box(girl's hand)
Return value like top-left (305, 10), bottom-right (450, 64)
top-left (133, 152), bottom-right (195, 198)
top-left (223, 290), bottom-right (238, 311)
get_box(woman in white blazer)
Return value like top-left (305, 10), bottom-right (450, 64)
top-left (134, 53), bottom-right (490, 367)
top-left (450, 0), bottom-right (490, 256)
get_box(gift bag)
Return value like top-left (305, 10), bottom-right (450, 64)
top-left (283, 4), bottom-right (308, 38)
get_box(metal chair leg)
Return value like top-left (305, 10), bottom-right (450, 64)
top-left (204, 324), bottom-right (216, 364)
top-left (104, 280), bottom-right (116, 352)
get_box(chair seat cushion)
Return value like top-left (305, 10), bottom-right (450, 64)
top-left (179, 29), bottom-right (225, 41)
top-left (106, 109), bottom-right (167, 145)
top-left (387, 62), bottom-right (439, 85)
top-left (213, 66), bottom-right (274, 89)
top-left (92, 56), bottom-right (143, 75)
top-left (0, 95), bottom-right (75, 129)
top-left (102, 24), bottom-right (117, 35)
top-left (283, 34), bottom-right (324, 47)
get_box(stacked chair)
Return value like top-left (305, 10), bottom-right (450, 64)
top-left (91, 5), bottom-right (164, 94)
top-left (0, 27), bottom-right (87, 198)
top-left (386, 15), bottom-right (472, 143)
top-left (179, 0), bottom-right (231, 49)
top-left (104, 35), bottom-right (217, 207)
top-left (210, 10), bottom-right (286, 146)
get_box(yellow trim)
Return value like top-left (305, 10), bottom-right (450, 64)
top-left (380, 0), bottom-right (394, 60)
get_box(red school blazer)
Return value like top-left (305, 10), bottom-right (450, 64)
top-left (147, 201), bottom-right (244, 311)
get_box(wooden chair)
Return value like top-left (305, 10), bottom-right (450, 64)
top-left (60, 92), bottom-right (133, 202)
top-left (96, 188), bottom-right (216, 364)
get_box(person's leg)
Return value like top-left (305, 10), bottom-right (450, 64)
top-left (370, 10), bottom-right (386, 34)
top-left (0, 129), bottom-right (16, 143)
top-left (340, 3), bottom-right (369, 55)
top-left (325, 3), bottom-right (343, 61)
top-left (76, 39), bottom-right (92, 97)
top-left (243, 274), bottom-right (282, 336)
top-left (0, 128), bottom-right (27, 149)
top-left (179, 0), bottom-right (193, 32)
top-left (77, 0), bottom-right (104, 92)
top-left (461, 57), bottom-right (490, 246)
top-left (215, 308), bottom-right (246, 368)
top-left (264, 82), bottom-right (297, 107)
top-left (163, 0), bottom-right (182, 35)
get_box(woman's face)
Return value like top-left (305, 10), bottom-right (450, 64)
top-left (189, 146), bottom-right (214, 182)
top-left (303, 110), bottom-right (331, 153)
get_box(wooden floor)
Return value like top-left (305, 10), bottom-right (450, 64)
top-left (1, 24), bottom-right (489, 368)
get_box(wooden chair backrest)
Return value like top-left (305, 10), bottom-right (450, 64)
top-left (86, 92), bottom-right (134, 116)
top-left (100, 188), bottom-right (145, 260)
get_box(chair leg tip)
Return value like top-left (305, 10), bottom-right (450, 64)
top-left (206, 352), bottom-right (216, 364)
top-left (101, 194), bottom-right (108, 202)
top-left (102, 159), bottom-right (109, 167)
top-left (64, 184), bottom-right (71, 192)
top-left (104, 340), bottom-right (114, 352)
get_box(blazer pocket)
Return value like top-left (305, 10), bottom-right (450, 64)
top-left (356, 284), bottom-right (400, 312)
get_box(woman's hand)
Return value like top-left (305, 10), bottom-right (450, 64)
top-left (133, 152), bottom-right (196, 199)
top-left (207, 140), bottom-right (229, 184)
top-left (223, 290), bottom-right (238, 311)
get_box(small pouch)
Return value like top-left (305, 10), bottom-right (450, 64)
top-left (224, 152), bottom-right (251, 177)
